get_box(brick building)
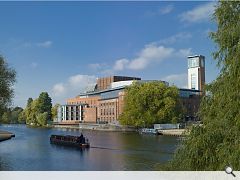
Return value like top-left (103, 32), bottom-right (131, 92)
top-left (57, 55), bottom-right (205, 125)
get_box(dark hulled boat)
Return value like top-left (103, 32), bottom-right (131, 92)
top-left (50, 134), bottom-right (90, 148)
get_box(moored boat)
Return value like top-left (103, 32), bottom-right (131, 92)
top-left (139, 128), bottom-right (159, 135)
top-left (50, 134), bottom-right (90, 148)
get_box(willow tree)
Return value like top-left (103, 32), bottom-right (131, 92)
top-left (119, 81), bottom-right (182, 127)
top-left (170, 1), bottom-right (240, 170)
top-left (0, 56), bottom-right (16, 116)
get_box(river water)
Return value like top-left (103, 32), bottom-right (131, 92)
top-left (0, 124), bottom-right (180, 171)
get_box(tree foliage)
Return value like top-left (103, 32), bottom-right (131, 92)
top-left (119, 81), bottom-right (183, 127)
top-left (0, 56), bottom-right (16, 116)
top-left (0, 107), bottom-right (24, 124)
top-left (51, 103), bottom-right (60, 120)
top-left (38, 92), bottom-right (52, 120)
top-left (169, 1), bottom-right (240, 170)
top-left (21, 93), bottom-right (53, 126)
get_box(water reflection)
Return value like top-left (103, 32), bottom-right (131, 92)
top-left (0, 124), bottom-right (179, 170)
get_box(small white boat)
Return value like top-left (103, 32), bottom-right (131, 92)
top-left (139, 128), bottom-right (159, 135)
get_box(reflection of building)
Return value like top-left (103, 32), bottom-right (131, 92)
top-left (57, 55), bottom-right (205, 125)
top-left (188, 55), bottom-right (205, 91)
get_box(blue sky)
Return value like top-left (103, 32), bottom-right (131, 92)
top-left (0, 1), bottom-right (219, 108)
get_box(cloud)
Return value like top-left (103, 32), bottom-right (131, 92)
top-left (106, 43), bottom-right (192, 72)
top-left (113, 59), bottom-right (129, 71)
top-left (159, 32), bottom-right (192, 45)
top-left (20, 40), bottom-right (53, 48)
top-left (52, 83), bottom-right (66, 97)
top-left (144, 4), bottom-right (174, 17)
top-left (160, 4), bottom-right (174, 15)
top-left (51, 74), bottom-right (97, 98)
top-left (36, 41), bottom-right (53, 48)
top-left (179, 2), bottom-right (216, 23)
top-left (68, 74), bottom-right (96, 89)
top-left (162, 73), bottom-right (188, 88)
top-left (88, 63), bottom-right (102, 70)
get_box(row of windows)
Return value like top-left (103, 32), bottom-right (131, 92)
top-left (100, 117), bottom-right (115, 121)
top-left (100, 108), bottom-right (115, 116)
top-left (100, 102), bottom-right (115, 106)
top-left (68, 100), bottom-right (97, 105)
top-left (62, 117), bottom-right (82, 120)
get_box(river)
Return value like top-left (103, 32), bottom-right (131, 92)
top-left (0, 124), bottom-right (180, 171)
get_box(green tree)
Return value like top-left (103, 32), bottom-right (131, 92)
top-left (1, 111), bottom-right (10, 124)
top-left (10, 107), bottom-right (23, 123)
top-left (18, 110), bottom-right (26, 124)
top-left (27, 98), bottom-right (33, 108)
top-left (51, 103), bottom-right (60, 120)
top-left (38, 92), bottom-right (52, 121)
top-left (36, 112), bottom-right (48, 126)
top-left (0, 56), bottom-right (16, 117)
top-left (23, 93), bottom-right (53, 126)
top-left (170, 1), bottom-right (240, 170)
top-left (119, 81), bottom-right (182, 127)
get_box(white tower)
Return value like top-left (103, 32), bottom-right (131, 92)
top-left (188, 55), bottom-right (205, 91)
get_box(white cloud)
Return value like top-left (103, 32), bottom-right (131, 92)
top-left (144, 4), bottom-right (174, 17)
top-left (178, 48), bottom-right (192, 57)
top-left (19, 40), bottom-right (53, 48)
top-left (160, 4), bottom-right (174, 15)
top-left (179, 2), bottom-right (216, 23)
top-left (162, 73), bottom-right (188, 88)
top-left (159, 32), bottom-right (192, 45)
top-left (107, 43), bottom-right (192, 72)
top-left (51, 74), bottom-right (97, 101)
top-left (113, 59), bottom-right (129, 71)
top-left (36, 41), bottom-right (53, 48)
top-left (128, 45), bottom-right (174, 70)
top-left (88, 63), bottom-right (102, 70)
top-left (52, 83), bottom-right (66, 97)
top-left (68, 74), bottom-right (96, 89)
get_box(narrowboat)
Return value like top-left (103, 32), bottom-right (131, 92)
top-left (50, 134), bottom-right (90, 148)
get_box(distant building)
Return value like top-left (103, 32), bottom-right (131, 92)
top-left (56, 55), bottom-right (205, 125)
top-left (187, 55), bottom-right (205, 91)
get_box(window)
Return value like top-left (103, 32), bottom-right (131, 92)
top-left (188, 58), bottom-right (199, 68)
top-left (191, 73), bottom-right (197, 89)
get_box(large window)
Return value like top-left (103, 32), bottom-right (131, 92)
top-left (188, 57), bottom-right (199, 68)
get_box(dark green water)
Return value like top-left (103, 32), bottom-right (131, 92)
top-left (0, 124), bottom-right (180, 171)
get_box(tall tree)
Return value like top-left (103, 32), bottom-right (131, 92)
top-left (119, 82), bottom-right (182, 127)
top-left (0, 56), bottom-right (16, 116)
top-left (170, 1), bottom-right (240, 170)
top-left (38, 92), bottom-right (52, 121)
top-left (23, 93), bottom-right (53, 126)
top-left (27, 98), bottom-right (33, 108)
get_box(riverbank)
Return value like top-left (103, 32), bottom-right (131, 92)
top-left (54, 123), bottom-right (188, 136)
top-left (158, 129), bottom-right (187, 136)
top-left (0, 130), bottom-right (15, 142)
top-left (54, 123), bottom-right (137, 132)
